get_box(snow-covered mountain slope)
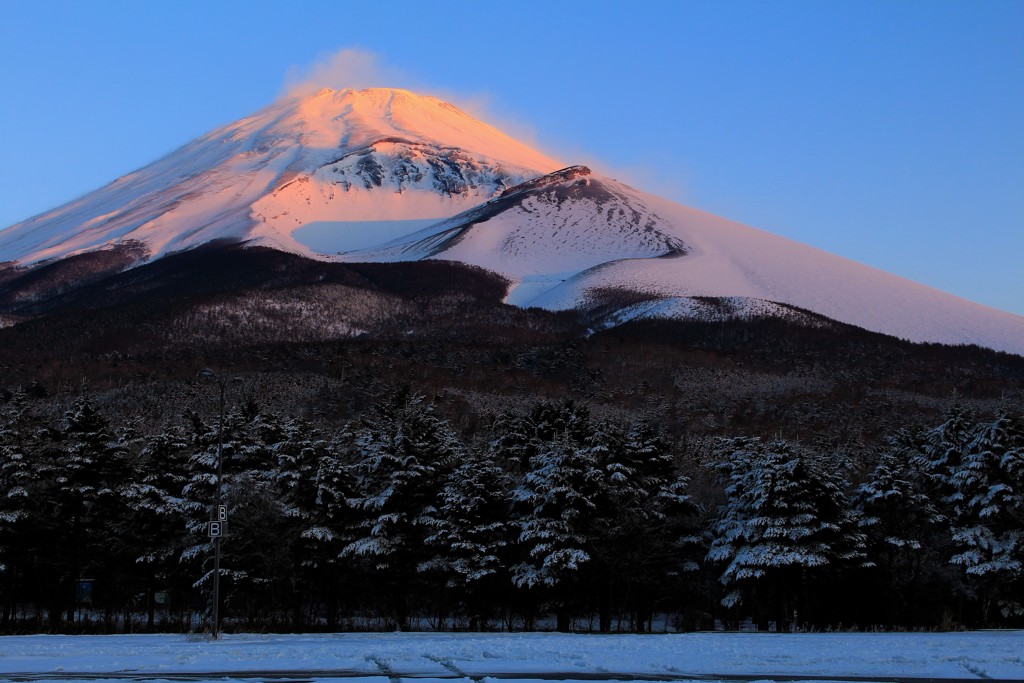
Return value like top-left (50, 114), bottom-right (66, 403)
top-left (345, 166), bottom-right (688, 303)
top-left (2, 87), bottom-right (1021, 355)
top-left (0, 88), bottom-right (560, 266)
top-left (344, 166), bottom-right (1024, 355)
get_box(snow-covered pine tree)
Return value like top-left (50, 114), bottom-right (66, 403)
top-left (342, 388), bottom-right (459, 629)
top-left (178, 410), bottom-right (220, 589)
top-left (595, 418), bottom-right (703, 632)
top-left (512, 430), bottom-right (604, 631)
top-left (180, 404), bottom-right (321, 626)
top-left (491, 410), bottom-right (534, 473)
top-left (268, 415), bottom-right (359, 627)
top-left (914, 404), bottom-right (975, 511)
top-left (178, 406), bottom-right (248, 625)
top-left (949, 409), bottom-right (1024, 623)
top-left (272, 416), bottom-right (325, 506)
top-left (707, 437), bottom-right (866, 630)
top-left (233, 405), bottom-right (283, 484)
top-left (855, 431), bottom-right (948, 625)
top-left (121, 422), bottom-right (193, 629)
top-left (48, 393), bottom-right (128, 623)
top-left (0, 390), bottom-right (42, 624)
top-left (217, 470), bottom-right (298, 624)
top-left (492, 400), bottom-right (591, 472)
top-left (297, 429), bottom-right (357, 628)
top-left (420, 447), bottom-right (513, 629)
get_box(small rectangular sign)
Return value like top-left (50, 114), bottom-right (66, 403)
top-left (76, 579), bottom-right (94, 604)
top-left (217, 505), bottom-right (228, 522)
top-left (208, 521), bottom-right (222, 538)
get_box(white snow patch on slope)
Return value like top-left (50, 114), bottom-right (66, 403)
top-left (293, 218), bottom-right (439, 253)
top-left (591, 296), bottom-right (822, 331)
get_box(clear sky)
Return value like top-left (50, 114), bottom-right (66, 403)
top-left (1, 0), bottom-right (1021, 314)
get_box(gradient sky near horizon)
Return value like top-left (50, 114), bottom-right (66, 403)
top-left (1, 0), bottom-right (1022, 315)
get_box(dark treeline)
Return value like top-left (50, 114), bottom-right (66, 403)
top-left (0, 386), bottom-right (1021, 633)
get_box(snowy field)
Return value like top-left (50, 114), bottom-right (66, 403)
top-left (1, 631), bottom-right (1023, 682)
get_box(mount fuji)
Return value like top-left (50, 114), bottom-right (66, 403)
top-left (1, 87), bottom-right (1022, 356)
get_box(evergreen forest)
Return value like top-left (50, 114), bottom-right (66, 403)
top-left (1, 386), bottom-right (1021, 634)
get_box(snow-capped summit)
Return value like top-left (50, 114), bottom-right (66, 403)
top-left (1, 87), bottom-right (1022, 355)
top-left (0, 87), bottom-right (561, 265)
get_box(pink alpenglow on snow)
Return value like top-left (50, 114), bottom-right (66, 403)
top-left (344, 166), bottom-right (1024, 356)
top-left (0, 88), bottom-right (561, 265)
top-left (1, 88), bottom-right (1022, 356)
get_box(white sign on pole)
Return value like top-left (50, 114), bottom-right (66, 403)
top-left (208, 521), bottom-right (222, 538)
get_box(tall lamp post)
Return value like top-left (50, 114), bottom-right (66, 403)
top-left (199, 368), bottom-right (226, 640)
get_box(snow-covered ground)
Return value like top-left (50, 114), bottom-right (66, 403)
top-left (1, 631), bottom-right (1022, 681)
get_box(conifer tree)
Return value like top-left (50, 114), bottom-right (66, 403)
top-left (48, 393), bottom-right (128, 623)
top-left (121, 423), bottom-right (193, 628)
top-left (297, 431), bottom-right (357, 628)
top-left (596, 419), bottom-right (702, 631)
top-left (421, 448), bottom-right (513, 629)
top-left (0, 390), bottom-right (41, 624)
top-left (708, 437), bottom-right (866, 629)
top-left (492, 400), bottom-right (591, 472)
top-left (914, 404), bottom-right (975, 508)
top-left (512, 431), bottom-right (604, 631)
top-left (855, 432), bottom-right (948, 625)
top-left (342, 388), bottom-right (459, 629)
top-left (949, 409), bottom-right (1024, 623)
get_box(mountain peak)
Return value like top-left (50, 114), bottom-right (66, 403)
top-left (278, 86), bottom-right (558, 173)
top-left (2, 89), bottom-right (1022, 356)
top-left (305, 86), bottom-right (417, 99)
top-left (0, 87), bottom-right (561, 267)
top-left (297, 86), bottom-right (435, 109)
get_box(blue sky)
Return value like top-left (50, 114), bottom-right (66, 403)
top-left (1, 0), bottom-right (1021, 314)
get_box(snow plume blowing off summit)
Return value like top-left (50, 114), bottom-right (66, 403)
top-left (279, 47), bottom-right (551, 163)
top-left (0, 82), bottom-right (1022, 356)
top-left (281, 48), bottom-right (411, 98)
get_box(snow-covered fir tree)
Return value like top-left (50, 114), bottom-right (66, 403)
top-left (120, 422), bottom-right (193, 628)
top-left (420, 448), bottom-right (513, 629)
top-left (296, 430), bottom-right (357, 628)
top-left (178, 405), bottom-right (258, 621)
top-left (492, 400), bottom-right (591, 472)
top-left (949, 409), bottom-right (1024, 622)
top-left (855, 431), bottom-right (950, 625)
top-left (0, 390), bottom-right (42, 623)
top-left (178, 410), bottom-right (224, 586)
top-left (512, 430), bottom-right (605, 631)
top-left (48, 393), bottom-right (128, 623)
top-left (0, 390), bottom-right (36, 532)
top-left (708, 437), bottom-right (866, 629)
top-left (914, 404), bottom-right (975, 509)
top-left (595, 419), bottom-right (703, 631)
top-left (342, 388), bottom-right (460, 629)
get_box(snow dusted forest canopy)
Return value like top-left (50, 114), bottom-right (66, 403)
top-left (0, 386), bottom-right (1021, 634)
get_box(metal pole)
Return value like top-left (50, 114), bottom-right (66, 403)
top-left (212, 379), bottom-right (224, 640)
